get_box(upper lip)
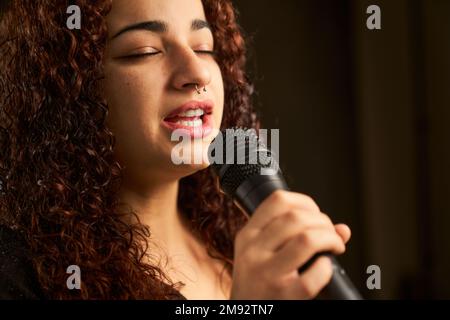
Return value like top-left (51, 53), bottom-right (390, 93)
top-left (164, 99), bottom-right (214, 120)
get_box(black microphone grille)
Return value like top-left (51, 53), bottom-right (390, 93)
top-left (208, 128), bottom-right (278, 196)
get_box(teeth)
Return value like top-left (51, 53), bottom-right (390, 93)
top-left (178, 108), bottom-right (205, 117)
top-left (175, 119), bottom-right (203, 127)
top-left (194, 109), bottom-right (205, 116)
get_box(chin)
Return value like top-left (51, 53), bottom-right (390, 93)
top-left (173, 162), bottom-right (210, 180)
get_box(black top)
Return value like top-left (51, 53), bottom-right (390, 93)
top-left (0, 225), bottom-right (45, 299)
top-left (0, 225), bottom-right (187, 300)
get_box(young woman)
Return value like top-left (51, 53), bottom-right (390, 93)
top-left (0, 0), bottom-right (351, 300)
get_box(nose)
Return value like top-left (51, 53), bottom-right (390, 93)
top-left (170, 47), bottom-right (212, 93)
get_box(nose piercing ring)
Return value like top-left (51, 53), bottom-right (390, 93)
top-left (195, 84), bottom-right (207, 94)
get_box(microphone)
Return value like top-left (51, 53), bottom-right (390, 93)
top-left (208, 128), bottom-right (363, 300)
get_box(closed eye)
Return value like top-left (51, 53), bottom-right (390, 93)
top-left (120, 52), bottom-right (160, 59)
top-left (195, 50), bottom-right (216, 56)
top-left (120, 50), bottom-right (216, 60)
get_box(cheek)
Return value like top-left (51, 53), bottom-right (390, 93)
top-left (102, 73), bottom-right (165, 168)
top-left (105, 71), bottom-right (147, 111)
top-left (103, 70), bottom-right (165, 157)
top-left (104, 69), bottom-right (161, 125)
top-left (211, 67), bottom-right (225, 127)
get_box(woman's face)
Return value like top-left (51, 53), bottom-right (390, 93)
top-left (102, 0), bottom-right (224, 184)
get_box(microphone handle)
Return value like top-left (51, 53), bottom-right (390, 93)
top-left (233, 173), bottom-right (363, 300)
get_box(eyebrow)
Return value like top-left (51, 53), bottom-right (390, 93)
top-left (110, 19), bottom-right (211, 40)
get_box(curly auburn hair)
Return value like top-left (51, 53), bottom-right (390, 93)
top-left (0, 0), bottom-right (260, 299)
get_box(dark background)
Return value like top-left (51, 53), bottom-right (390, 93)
top-left (234, 0), bottom-right (450, 299)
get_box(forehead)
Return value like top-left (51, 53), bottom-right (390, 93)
top-left (107, 0), bottom-right (206, 34)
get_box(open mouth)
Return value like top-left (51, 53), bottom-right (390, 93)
top-left (163, 107), bottom-right (210, 128)
top-left (163, 103), bottom-right (213, 138)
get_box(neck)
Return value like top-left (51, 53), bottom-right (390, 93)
top-left (116, 172), bottom-right (232, 298)
top-left (118, 176), bottom-right (193, 252)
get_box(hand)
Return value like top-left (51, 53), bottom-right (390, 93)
top-left (230, 190), bottom-right (351, 300)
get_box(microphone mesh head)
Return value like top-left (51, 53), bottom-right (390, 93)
top-left (208, 128), bottom-right (276, 196)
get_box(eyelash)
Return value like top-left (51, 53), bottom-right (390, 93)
top-left (123, 50), bottom-right (216, 59)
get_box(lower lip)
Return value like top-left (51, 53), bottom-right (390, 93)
top-left (162, 114), bottom-right (213, 139)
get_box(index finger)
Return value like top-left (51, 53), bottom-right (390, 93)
top-left (244, 190), bottom-right (321, 232)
